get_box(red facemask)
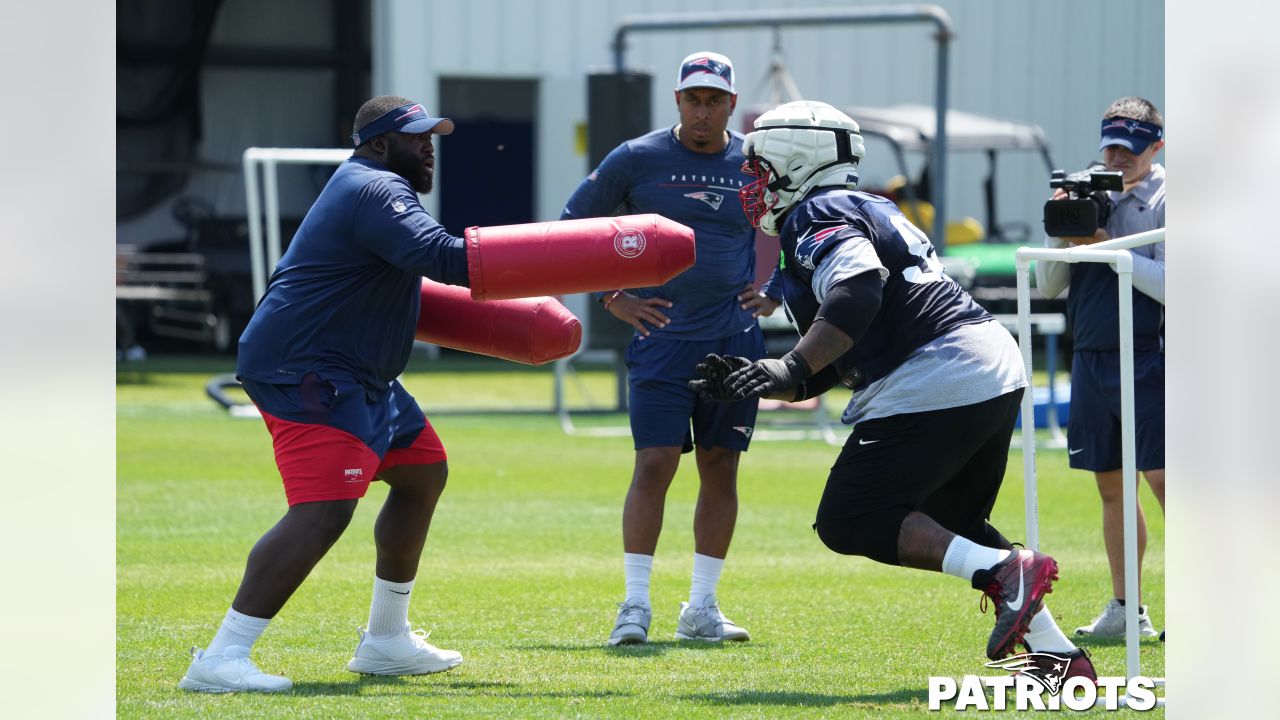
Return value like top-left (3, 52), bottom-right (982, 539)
top-left (739, 155), bottom-right (777, 230)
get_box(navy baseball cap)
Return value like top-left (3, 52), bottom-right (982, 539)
top-left (1099, 116), bottom-right (1163, 155)
top-left (675, 51), bottom-right (736, 94)
top-left (351, 103), bottom-right (454, 148)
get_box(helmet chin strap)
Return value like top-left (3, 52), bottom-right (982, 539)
top-left (770, 161), bottom-right (860, 199)
top-left (810, 164), bottom-right (860, 190)
top-left (760, 163), bottom-right (860, 236)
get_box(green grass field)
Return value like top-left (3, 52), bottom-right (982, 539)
top-left (117, 356), bottom-right (1164, 718)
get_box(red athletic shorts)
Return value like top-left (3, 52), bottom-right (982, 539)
top-left (244, 375), bottom-right (447, 506)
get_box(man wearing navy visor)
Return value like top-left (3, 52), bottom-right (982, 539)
top-left (1036, 97), bottom-right (1166, 643)
top-left (180, 96), bottom-right (472, 693)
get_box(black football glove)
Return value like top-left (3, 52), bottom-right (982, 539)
top-left (688, 353), bottom-right (751, 402)
top-left (725, 350), bottom-right (813, 400)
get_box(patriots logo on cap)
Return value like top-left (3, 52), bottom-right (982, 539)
top-left (1103, 118), bottom-right (1153, 136)
top-left (395, 104), bottom-right (425, 121)
top-left (682, 56), bottom-right (731, 82)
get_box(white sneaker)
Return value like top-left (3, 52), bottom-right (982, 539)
top-left (177, 645), bottom-right (292, 693)
top-left (1074, 599), bottom-right (1159, 638)
top-left (675, 597), bottom-right (750, 642)
top-left (609, 600), bottom-right (652, 645)
top-left (347, 625), bottom-right (463, 675)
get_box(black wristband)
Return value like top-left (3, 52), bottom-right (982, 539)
top-left (781, 350), bottom-right (813, 381)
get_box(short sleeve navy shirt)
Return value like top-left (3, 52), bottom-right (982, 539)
top-left (561, 128), bottom-right (758, 340)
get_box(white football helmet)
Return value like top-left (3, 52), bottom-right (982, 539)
top-left (740, 101), bottom-right (865, 236)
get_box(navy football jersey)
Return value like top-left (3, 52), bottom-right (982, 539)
top-left (237, 157), bottom-right (469, 394)
top-left (775, 188), bottom-right (991, 388)
top-left (561, 128), bottom-right (759, 340)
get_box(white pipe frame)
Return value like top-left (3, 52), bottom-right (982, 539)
top-left (1014, 227), bottom-right (1164, 681)
top-left (241, 147), bottom-right (354, 302)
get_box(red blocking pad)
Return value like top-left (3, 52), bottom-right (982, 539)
top-left (415, 278), bottom-right (581, 365)
top-left (465, 213), bottom-right (695, 300)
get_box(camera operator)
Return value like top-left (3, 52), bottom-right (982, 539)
top-left (1036, 97), bottom-right (1165, 641)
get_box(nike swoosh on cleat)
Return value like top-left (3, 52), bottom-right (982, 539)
top-left (212, 671), bottom-right (244, 687)
top-left (1006, 556), bottom-right (1026, 612)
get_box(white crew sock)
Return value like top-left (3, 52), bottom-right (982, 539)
top-left (941, 537), bottom-right (1012, 582)
top-left (367, 576), bottom-right (414, 638)
top-left (623, 553), bottom-right (653, 606)
top-left (1022, 605), bottom-right (1076, 653)
top-left (689, 553), bottom-right (725, 606)
top-left (207, 608), bottom-right (271, 656)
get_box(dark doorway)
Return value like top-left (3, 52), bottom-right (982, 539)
top-left (438, 78), bottom-right (537, 233)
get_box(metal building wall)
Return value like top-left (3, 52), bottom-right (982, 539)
top-left (377, 0), bottom-right (1164, 235)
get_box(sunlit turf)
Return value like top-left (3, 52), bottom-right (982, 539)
top-left (117, 356), bottom-right (1163, 717)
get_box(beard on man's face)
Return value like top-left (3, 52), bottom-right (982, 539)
top-left (384, 138), bottom-right (434, 194)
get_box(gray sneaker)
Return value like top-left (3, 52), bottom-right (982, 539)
top-left (1074, 599), bottom-right (1159, 638)
top-left (675, 598), bottom-right (750, 642)
top-left (609, 600), bottom-right (651, 645)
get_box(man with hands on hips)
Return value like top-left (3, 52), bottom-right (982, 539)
top-left (560, 51), bottom-right (780, 646)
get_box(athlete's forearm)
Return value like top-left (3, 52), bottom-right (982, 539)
top-left (792, 320), bottom-right (853, 376)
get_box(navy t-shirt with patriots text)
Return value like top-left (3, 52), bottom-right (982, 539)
top-left (561, 128), bottom-right (763, 340)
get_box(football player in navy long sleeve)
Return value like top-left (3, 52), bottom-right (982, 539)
top-left (180, 96), bottom-right (468, 693)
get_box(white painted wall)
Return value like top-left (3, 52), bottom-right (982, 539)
top-left (375, 0), bottom-right (1164, 233)
top-left (119, 0), bottom-right (1163, 249)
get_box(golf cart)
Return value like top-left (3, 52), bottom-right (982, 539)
top-left (847, 103), bottom-right (1058, 314)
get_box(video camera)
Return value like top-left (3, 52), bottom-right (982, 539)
top-left (1043, 166), bottom-right (1123, 237)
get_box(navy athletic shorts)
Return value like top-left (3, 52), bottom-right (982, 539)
top-left (1067, 349), bottom-right (1165, 472)
top-left (625, 325), bottom-right (765, 453)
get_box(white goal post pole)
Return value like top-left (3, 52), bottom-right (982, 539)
top-left (1115, 250), bottom-right (1141, 680)
top-left (1015, 255), bottom-right (1040, 551)
top-left (242, 147), bottom-right (354, 302)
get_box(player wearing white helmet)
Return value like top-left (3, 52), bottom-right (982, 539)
top-left (691, 100), bottom-right (1097, 679)
top-left (739, 100), bottom-right (865, 237)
